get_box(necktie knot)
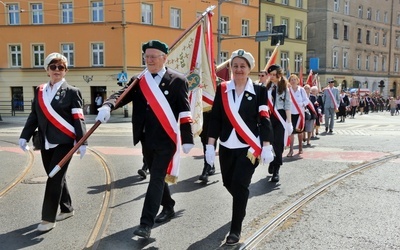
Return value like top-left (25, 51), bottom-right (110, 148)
top-left (151, 73), bottom-right (158, 78)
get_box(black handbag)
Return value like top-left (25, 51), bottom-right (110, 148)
top-left (305, 109), bottom-right (312, 120)
top-left (32, 130), bottom-right (41, 150)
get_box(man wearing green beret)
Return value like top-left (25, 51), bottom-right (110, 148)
top-left (96, 40), bottom-right (194, 238)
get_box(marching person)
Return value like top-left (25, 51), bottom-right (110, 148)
top-left (19, 52), bottom-right (87, 232)
top-left (322, 79), bottom-right (339, 133)
top-left (205, 49), bottom-right (274, 245)
top-left (338, 90), bottom-right (350, 122)
top-left (287, 74), bottom-right (309, 156)
top-left (265, 64), bottom-right (292, 182)
top-left (96, 40), bottom-right (194, 239)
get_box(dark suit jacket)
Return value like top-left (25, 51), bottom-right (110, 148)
top-left (104, 67), bottom-right (194, 148)
top-left (208, 83), bottom-right (273, 145)
top-left (20, 81), bottom-right (87, 146)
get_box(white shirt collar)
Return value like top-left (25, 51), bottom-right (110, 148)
top-left (225, 78), bottom-right (255, 95)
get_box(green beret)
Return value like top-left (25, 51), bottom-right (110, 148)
top-left (142, 40), bottom-right (169, 54)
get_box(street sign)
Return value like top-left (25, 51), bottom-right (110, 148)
top-left (255, 31), bottom-right (269, 42)
top-left (118, 72), bottom-right (128, 83)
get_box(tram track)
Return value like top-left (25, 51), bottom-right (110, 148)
top-left (240, 153), bottom-right (400, 250)
top-left (0, 139), bottom-right (34, 198)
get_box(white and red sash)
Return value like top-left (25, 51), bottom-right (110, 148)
top-left (267, 86), bottom-right (290, 147)
top-left (289, 87), bottom-right (305, 132)
top-left (220, 82), bottom-right (261, 164)
top-left (327, 88), bottom-right (339, 110)
top-left (139, 71), bottom-right (182, 184)
top-left (38, 84), bottom-right (76, 139)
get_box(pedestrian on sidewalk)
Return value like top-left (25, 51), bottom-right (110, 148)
top-left (19, 52), bottom-right (87, 232)
top-left (205, 49), bottom-right (274, 246)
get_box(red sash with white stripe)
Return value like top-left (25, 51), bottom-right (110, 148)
top-left (267, 87), bottom-right (290, 147)
top-left (139, 71), bottom-right (182, 184)
top-left (327, 88), bottom-right (339, 110)
top-left (289, 88), bottom-right (305, 132)
top-left (220, 82), bottom-right (261, 163)
top-left (38, 84), bottom-right (76, 139)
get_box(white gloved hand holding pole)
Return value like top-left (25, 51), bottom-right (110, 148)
top-left (96, 105), bottom-right (111, 123)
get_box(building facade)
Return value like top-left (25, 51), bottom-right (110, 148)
top-left (0, 0), bottom-right (259, 116)
top-left (307, 0), bottom-right (400, 98)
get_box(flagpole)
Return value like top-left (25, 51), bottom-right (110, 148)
top-left (49, 6), bottom-right (217, 178)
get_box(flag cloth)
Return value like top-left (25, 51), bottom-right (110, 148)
top-left (166, 18), bottom-right (215, 137)
top-left (286, 58), bottom-right (291, 79)
top-left (264, 42), bottom-right (280, 71)
top-left (306, 69), bottom-right (313, 85)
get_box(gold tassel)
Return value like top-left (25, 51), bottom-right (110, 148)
top-left (246, 150), bottom-right (258, 164)
top-left (165, 174), bottom-right (178, 184)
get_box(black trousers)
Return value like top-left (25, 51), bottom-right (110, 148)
top-left (140, 144), bottom-right (176, 227)
top-left (270, 110), bottom-right (286, 169)
top-left (219, 145), bottom-right (257, 235)
top-left (40, 143), bottom-right (74, 222)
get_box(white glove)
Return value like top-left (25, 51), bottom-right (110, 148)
top-left (261, 145), bottom-right (274, 165)
top-left (77, 145), bottom-right (86, 159)
top-left (96, 105), bottom-right (111, 123)
top-left (205, 144), bottom-right (215, 166)
top-left (285, 121), bottom-right (293, 135)
top-left (182, 144), bottom-right (194, 154)
top-left (19, 138), bottom-right (29, 151)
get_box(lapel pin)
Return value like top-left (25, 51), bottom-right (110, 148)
top-left (164, 90), bottom-right (169, 95)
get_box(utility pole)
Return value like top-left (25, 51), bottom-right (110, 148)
top-left (121, 0), bottom-right (128, 117)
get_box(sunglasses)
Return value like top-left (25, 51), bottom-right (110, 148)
top-left (258, 74), bottom-right (265, 77)
top-left (49, 64), bottom-right (66, 71)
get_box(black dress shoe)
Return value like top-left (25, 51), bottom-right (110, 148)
top-left (137, 169), bottom-right (147, 180)
top-left (329, 129), bottom-right (333, 133)
top-left (155, 208), bottom-right (175, 223)
top-left (133, 225), bottom-right (151, 239)
top-left (271, 173), bottom-right (280, 182)
top-left (207, 165), bottom-right (215, 175)
top-left (225, 233), bottom-right (240, 246)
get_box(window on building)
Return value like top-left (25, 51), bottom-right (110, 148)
top-left (10, 45), bottom-right (22, 67)
top-left (397, 14), bottom-right (400, 25)
top-left (396, 35), bottom-right (400, 48)
top-left (374, 32), bottom-right (379, 45)
top-left (31, 3), bottom-right (43, 24)
top-left (343, 52), bottom-right (348, 68)
top-left (281, 0), bottom-right (288, 5)
top-left (383, 33), bottom-right (387, 47)
top-left (333, 51), bottom-right (338, 68)
top-left (382, 56), bottom-right (386, 71)
top-left (265, 50), bottom-right (272, 66)
top-left (357, 54), bottom-right (361, 70)
top-left (344, 1), bottom-right (349, 15)
top-left (92, 43), bottom-right (104, 66)
top-left (334, 0), bottom-right (339, 12)
top-left (266, 15), bottom-right (274, 32)
top-left (11, 87), bottom-right (24, 111)
top-left (333, 23), bottom-right (338, 39)
top-left (395, 57), bottom-right (399, 72)
top-left (141, 3), bottom-right (152, 24)
top-left (241, 19), bottom-right (249, 36)
top-left (357, 28), bottom-right (362, 43)
top-left (366, 55), bottom-right (370, 70)
top-left (280, 52), bottom-right (288, 71)
top-left (358, 6), bottom-right (363, 18)
top-left (61, 43), bottom-right (74, 67)
top-left (220, 51), bottom-right (228, 64)
top-left (8, 4), bottom-right (20, 25)
top-left (220, 16), bottom-right (229, 35)
top-left (343, 25), bottom-right (348, 40)
top-left (33, 44), bottom-right (45, 67)
top-left (366, 30), bottom-right (370, 44)
top-left (373, 56), bottom-right (378, 71)
top-left (296, 0), bottom-right (302, 8)
top-left (294, 53), bottom-right (301, 72)
top-left (61, 2), bottom-right (73, 24)
top-left (281, 18), bottom-right (288, 37)
top-left (376, 10), bottom-right (380, 22)
top-left (295, 21), bottom-right (302, 39)
top-left (241, 0), bottom-right (249, 5)
top-left (91, 1), bottom-right (104, 22)
top-left (170, 8), bottom-right (181, 28)
top-left (367, 8), bottom-right (371, 20)
top-left (384, 12), bottom-right (388, 23)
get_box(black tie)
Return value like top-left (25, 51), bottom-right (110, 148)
top-left (272, 85), bottom-right (277, 106)
top-left (151, 73), bottom-right (158, 78)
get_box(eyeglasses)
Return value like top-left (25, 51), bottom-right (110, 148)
top-left (143, 54), bottom-right (165, 60)
top-left (258, 74), bottom-right (265, 77)
top-left (49, 64), bottom-right (66, 71)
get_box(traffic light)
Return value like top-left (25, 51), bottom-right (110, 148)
top-left (271, 25), bottom-right (286, 46)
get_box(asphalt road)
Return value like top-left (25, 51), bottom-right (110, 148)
top-left (0, 111), bottom-right (399, 250)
